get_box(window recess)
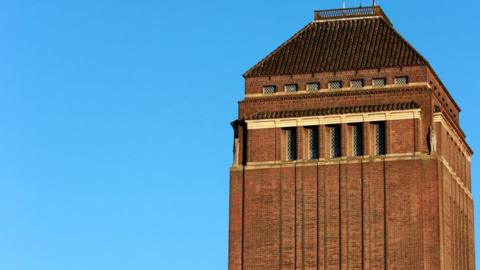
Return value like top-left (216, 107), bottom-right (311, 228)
top-left (373, 122), bottom-right (386, 155)
top-left (328, 81), bottom-right (342, 90)
top-left (394, 76), bottom-right (408, 85)
top-left (329, 125), bottom-right (341, 158)
top-left (306, 126), bottom-right (319, 160)
top-left (372, 78), bottom-right (386, 87)
top-left (351, 123), bottom-right (363, 156)
top-left (284, 84), bottom-right (298, 93)
top-left (285, 128), bottom-right (297, 161)
top-left (350, 79), bottom-right (364, 89)
top-left (306, 82), bottom-right (320, 91)
top-left (263, 85), bottom-right (276, 94)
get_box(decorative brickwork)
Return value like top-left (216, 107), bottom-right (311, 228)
top-left (246, 101), bottom-right (420, 120)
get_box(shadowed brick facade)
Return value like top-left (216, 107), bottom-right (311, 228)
top-left (229, 6), bottom-right (474, 270)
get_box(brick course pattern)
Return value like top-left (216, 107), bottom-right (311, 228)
top-left (229, 6), bottom-right (474, 270)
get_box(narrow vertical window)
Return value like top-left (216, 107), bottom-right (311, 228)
top-left (285, 128), bottom-right (297, 161)
top-left (307, 127), bottom-right (319, 160)
top-left (352, 123), bottom-right (363, 156)
top-left (374, 122), bottom-right (386, 155)
top-left (330, 125), bottom-right (341, 158)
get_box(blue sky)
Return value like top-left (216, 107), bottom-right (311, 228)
top-left (0, 0), bottom-right (478, 269)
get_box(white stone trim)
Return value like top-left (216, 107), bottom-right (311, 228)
top-left (232, 153), bottom-right (427, 170)
top-left (230, 154), bottom-right (473, 200)
top-left (246, 109), bottom-right (421, 130)
top-left (433, 113), bottom-right (472, 161)
top-left (439, 156), bottom-right (472, 199)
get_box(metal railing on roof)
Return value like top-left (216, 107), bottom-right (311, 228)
top-left (317, 6), bottom-right (375, 18)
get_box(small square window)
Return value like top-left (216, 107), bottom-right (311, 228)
top-left (263, 85), bottom-right (276, 94)
top-left (395, 76), bottom-right (408, 85)
top-left (372, 78), bottom-right (386, 87)
top-left (350, 79), bottom-right (364, 89)
top-left (328, 81), bottom-right (342, 90)
top-left (284, 84), bottom-right (298, 93)
top-left (306, 83), bottom-right (320, 91)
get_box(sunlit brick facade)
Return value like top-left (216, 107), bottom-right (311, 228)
top-left (229, 6), bottom-right (474, 269)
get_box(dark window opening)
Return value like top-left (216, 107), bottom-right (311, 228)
top-left (352, 123), bottom-right (363, 156)
top-left (330, 125), bottom-right (341, 158)
top-left (285, 128), bottom-right (297, 161)
top-left (307, 126), bottom-right (319, 160)
top-left (374, 122), bottom-right (386, 155)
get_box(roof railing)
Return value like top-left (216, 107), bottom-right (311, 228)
top-left (317, 6), bottom-right (375, 18)
top-left (314, 6), bottom-right (391, 25)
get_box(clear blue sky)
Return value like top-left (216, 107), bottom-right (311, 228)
top-left (0, 1), bottom-right (478, 269)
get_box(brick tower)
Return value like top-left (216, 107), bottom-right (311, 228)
top-left (229, 6), bottom-right (474, 270)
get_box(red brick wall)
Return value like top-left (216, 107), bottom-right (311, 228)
top-left (388, 119), bottom-right (416, 154)
top-left (229, 158), bottom-right (446, 270)
top-left (433, 118), bottom-right (475, 270)
top-left (439, 165), bottom-right (474, 270)
top-left (229, 169), bottom-right (243, 270)
top-left (248, 128), bottom-right (277, 162)
top-left (436, 121), bottom-right (470, 189)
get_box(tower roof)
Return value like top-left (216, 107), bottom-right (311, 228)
top-left (244, 6), bottom-right (427, 78)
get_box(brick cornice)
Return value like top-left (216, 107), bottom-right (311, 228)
top-left (240, 85), bottom-right (431, 105)
top-left (246, 102), bottom-right (419, 120)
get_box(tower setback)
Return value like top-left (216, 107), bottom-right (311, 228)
top-left (229, 6), bottom-right (474, 270)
